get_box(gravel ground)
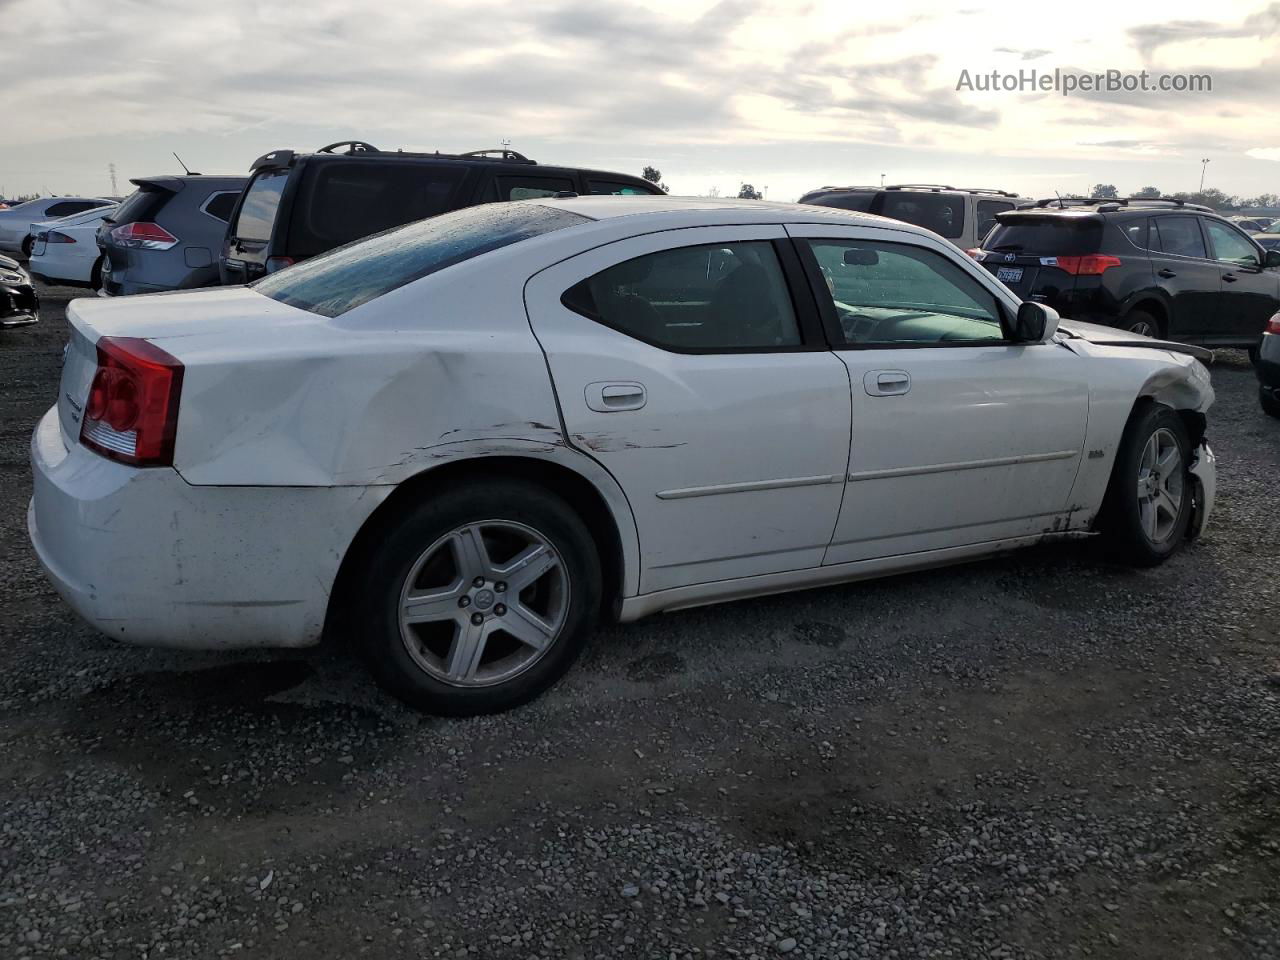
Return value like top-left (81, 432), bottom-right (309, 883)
top-left (2, 283), bottom-right (1279, 959)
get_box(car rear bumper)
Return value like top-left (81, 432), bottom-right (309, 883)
top-left (28, 407), bottom-right (389, 650)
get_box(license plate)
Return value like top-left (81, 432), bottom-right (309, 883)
top-left (996, 266), bottom-right (1024, 283)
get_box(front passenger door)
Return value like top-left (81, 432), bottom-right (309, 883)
top-left (788, 225), bottom-right (1090, 564)
top-left (524, 226), bottom-right (852, 594)
top-left (1203, 218), bottom-right (1280, 341)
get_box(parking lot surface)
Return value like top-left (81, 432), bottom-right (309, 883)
top-left (2, 284), bottom-right (1279, 959)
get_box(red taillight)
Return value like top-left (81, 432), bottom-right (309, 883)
top-left (1049, 254), bottom-right (1122, 275)
top-left (109, 221), bottom-right (178, 251)
top-left (47, 230), bottom-right (75, 244)
top-left (80, 337), bottom-right (184, 467)
top-left (265, 256), bottom-right (295, 273)
top-left (1268, 313), bottom-right (1280, 335)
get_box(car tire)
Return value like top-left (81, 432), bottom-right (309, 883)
top-left (1125, 310), bottom-right (1160, 338)
top-left (20, 236), bottom-right (32, 259)
top-left (358, 478), bottom-right (601, 716)
top-left (1261, 385), bottom-right (1280, 420)
top-left (1101, 404), bottom-right (1193, 566)
top-left (90, 256), bottom-right (105, 292)
top-left (1249, 342), bottom-right (1261, 367)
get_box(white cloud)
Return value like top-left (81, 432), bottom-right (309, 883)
top-left (1247, 148), bottom-right (1280, 162)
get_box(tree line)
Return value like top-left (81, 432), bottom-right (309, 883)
top-left (1086, 184), bottom-right (1279, 211)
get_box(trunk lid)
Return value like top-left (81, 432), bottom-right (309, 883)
top-left (980, 212), bottom-right (1104, 308)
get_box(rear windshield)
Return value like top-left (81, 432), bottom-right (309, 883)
top-left (984, 218), bottom-right (1102, 256)
top-left (804, 192), bottom-right (875, 212)
top-left (254, 202), bottom-right (588, 318)
top-left (286, 161), bottom-right (468, 259)
top-left (107, 186), bottom-right (167, 225)
top-left (233, 169), bottom-right (289, 242)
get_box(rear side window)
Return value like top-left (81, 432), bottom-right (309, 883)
top-left (875, 192), bottom-right (965, 239)
top-left (497, 176), bottom-right (575, 201)
top-left (255, 202), bottom-right (587, 318)
top-left (587, 180), bottom-right (658, 196)
top-left (1151, 216), bottom-right (1207, 259)
top-left (975, 200), bottom-right (1015, 240)
top-left (233, 169), bottom-right (289, 242)
top-left (287, 161), bottom-right (467, 258)
top-left (1121, 219), bottom-right (1150, 249)
top-left (561, 241), bottom-right (801, 351)
top-left (202, 191), bottom-right (239, 223)
top-left (46, 200), bottom-right (102, 217)
top-left (984, 218), bottom-right (1102, 255)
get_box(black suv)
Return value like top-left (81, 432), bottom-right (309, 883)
top-left (219, 142), bottom-right (664, 284)
top-left (975, 197), bottom-right (1280, 350)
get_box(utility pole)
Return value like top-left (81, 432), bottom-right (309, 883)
top-left (1199, 158), bottom-right (1210, 193)
top-left (108, 162), bottom-right (118, 196)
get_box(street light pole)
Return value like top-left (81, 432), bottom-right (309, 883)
top-left (1199, 158), bottom-right (1210, 193)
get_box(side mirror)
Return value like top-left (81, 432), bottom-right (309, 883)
top-left (1013, 301), bottom-right (1060, 343)
top-left (1265, 249), bottom-right (1280, 269)
top-left (843, 248), bottom-right (879, 266)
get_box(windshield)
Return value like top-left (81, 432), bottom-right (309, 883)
top-left (1265, 222), bottom-right (1280, 234)
top-left (254, 202), bottom-right (588, 318)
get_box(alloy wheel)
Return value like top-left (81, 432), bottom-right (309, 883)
top-left (1128, 319), bottom-right (1156, 337)
top-left (1135, 427), bottom-right (1183, 545)
top-left (396, 520), bottom-right (569, 687)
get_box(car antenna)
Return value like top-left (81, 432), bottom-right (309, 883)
top-left (1055, 190), bottom-right (1065, 209)
top-left (173, 152), bottom-right (201, 176)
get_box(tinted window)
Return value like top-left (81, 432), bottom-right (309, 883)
top-left (1121, 219), bottom-right (1149, 249)
top-left (1151, 216), bottom-right (1207, 259)
top-left (497, 176), bottom-right (575, 201)
top-left (984, 218), bottom-right (1102, 255)
top-left (804, 192), bottom-right (875, 212)
top-left (202, 191), bottom-right (239, 222)
top-left (46, 201), bottom-right (97, 217)
top-left (1204, 220), bottom-right (1260, 266)
top-left (234, 169), bottom-right (289, 242)
top-left (587, 180), bottom-right (659, 196)
top-left (562, 241), bottom-right (801, 351)
top-left (288, 162), bottom-right (467, 257)
top-left (875, 192), bottom-right (965, 239)
top-left (975, 200), bottom-right (1015, 240)
top-left (805, 239), bottom-right (1003, 345)
top-left (108, 187), bottom-right (166, 225)
top-left (255, 202), bottom-right (587, 318)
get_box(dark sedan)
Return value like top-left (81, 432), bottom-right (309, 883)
top-left (0, 254), bottom-right (37, 327)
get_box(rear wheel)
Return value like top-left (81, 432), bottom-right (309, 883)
top-left (90, 255), bottom-right (105, 292)
top-left (1125, 310), bottom-right (1160, 338)
top-left (1261, 385), bottom-right (1280, 420)
top-left (20, 236), bottom-right (32, 259)
top-left (1102, 405), bottom-right (1192, 565)
top-left (358, 479), bottom-right (601, 716)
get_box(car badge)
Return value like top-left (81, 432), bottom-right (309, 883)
top-left (1004, 253), bottom-right (1017, 262)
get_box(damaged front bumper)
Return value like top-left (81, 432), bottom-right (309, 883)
top-left (1187, 441), bottom-right (1216, 540)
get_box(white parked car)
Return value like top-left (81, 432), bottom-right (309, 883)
top-left (29, 197), bottom-right (1217, 715)
top-left (0, 197), bottom-right (114, 255)
top-left (27, 204), bottom-right (118, 288)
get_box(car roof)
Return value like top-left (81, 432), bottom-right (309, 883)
top-left (532, 194), bottom-right (932, 234)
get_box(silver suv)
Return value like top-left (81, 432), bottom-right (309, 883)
top-left (798, 184), bottom-right (1026, 250)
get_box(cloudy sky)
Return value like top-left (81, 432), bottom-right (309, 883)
top-left (3, 0), bottom-right (1279, 202)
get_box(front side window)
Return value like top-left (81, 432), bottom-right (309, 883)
top-left (805, 239), bottom-right (1004, 346)
top-left (233, 169), bottom-right (289, 242)
top-left (875, 192), bottom-right (965, 239)
top-left (561, 241), bottom-right (801, 351)
top-left (1204, 220), bottom-right (1260, 267)
top-left (255, 202), bottom-right (587, 318)
top-left (1151, 216), bottom-right (1207, 259)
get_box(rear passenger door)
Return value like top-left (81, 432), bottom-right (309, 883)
top-left (524, 226), bottom-right (852, 594)
top-left (1148, 215), bottom-right (1220, 340)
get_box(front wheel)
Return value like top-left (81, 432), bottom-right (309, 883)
top-left (1102, 405), bottom-right (1193, 566)
top-left (358, 479), bottom-right (601, 716)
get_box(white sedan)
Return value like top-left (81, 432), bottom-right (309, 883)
top-left (29, 197), bottom-right (1216, 715)
top-left (27, 204), bottom-right (118, 288)
top-left (0, 197), bottom-right (115, 254)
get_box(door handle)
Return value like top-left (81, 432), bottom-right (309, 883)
top-left (1157, 268), bottom-right (1177, 278)
top-left (585, 381), bottom-right (647, 412)
top-left (864, 370), bottom-right (911, 397)
top-left (1223, 273), bottom-right (1238, 283)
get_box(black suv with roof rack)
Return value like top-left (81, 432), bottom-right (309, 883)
top-left (219, 141), bottom-right (664, 285)
top-left (974, 197), bottom-right (1280, 352)
top-left (798, 184), bottom-right (1026, 250)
